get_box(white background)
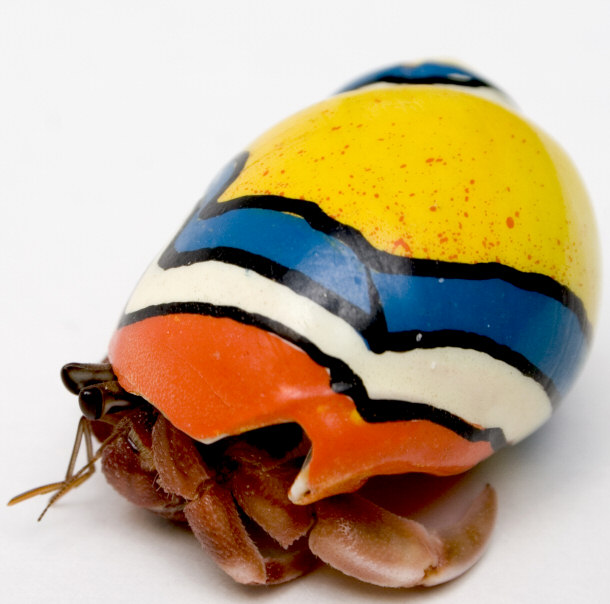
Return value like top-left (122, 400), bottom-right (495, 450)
top-left (1, 1), bottom-right (609, 602)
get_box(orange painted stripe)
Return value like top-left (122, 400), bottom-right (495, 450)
top-left (109, 314), bottom-right (493, 502)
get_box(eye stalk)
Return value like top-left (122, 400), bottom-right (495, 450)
top-left (61, 362), bottom-right (116, 395)
top-left (62, 362), bottom-right (140, 420)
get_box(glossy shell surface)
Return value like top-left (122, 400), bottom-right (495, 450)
top-left (108, 62), bottom-right (599, 505)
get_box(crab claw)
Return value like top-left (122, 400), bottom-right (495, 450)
top-left (308, 484), bottom-right (497, 588)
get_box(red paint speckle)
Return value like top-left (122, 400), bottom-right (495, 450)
top-left (392, 238), bottom-right (412, 254)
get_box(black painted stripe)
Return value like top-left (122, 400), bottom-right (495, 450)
top-left (158, 242), bottom-right (563, 399)
top-left (337, 63), bottom-right (498, 94)
top-left (160, 245), bottom-right (376, 334)
top-left (161, 193), bottom-right (591, 339)
top-left (118, 301), bottom-right (508, 451)
top-left (361, 74), bottom-right (492, 88)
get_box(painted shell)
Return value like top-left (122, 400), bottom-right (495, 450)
top-left (111, 61), bottom-right (598, 501)
top-left (12, 61), bottom-right (600, 587)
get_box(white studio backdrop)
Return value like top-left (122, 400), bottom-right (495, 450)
top-left (1, 1), bottom-right (609, 603)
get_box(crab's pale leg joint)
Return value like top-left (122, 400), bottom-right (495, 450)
top-left (308, 484), bottom-right (497, 588)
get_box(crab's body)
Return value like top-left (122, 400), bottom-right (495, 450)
top-left (11, 62), bottom-right (599, 588)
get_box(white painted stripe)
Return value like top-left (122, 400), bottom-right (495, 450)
top-left (124, 258), bottom-right (552, 443)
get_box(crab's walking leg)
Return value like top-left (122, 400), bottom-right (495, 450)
top-left (151, 415), bottom-right (316, 585)
top-left (101, 409), bottom-right (185, 518)
top-left (183, 483), bottom-right (269, 584)
top-left (226, 442), bottom-right (314, 549)
top-left (8, 417), bottom-right (100, 520)
top-left (309, 485), bottom-right (497, 588)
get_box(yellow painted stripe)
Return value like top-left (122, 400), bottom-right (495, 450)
top-left (220, 85), bottom-right (599, 318)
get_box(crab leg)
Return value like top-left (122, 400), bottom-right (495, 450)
top-left (101, 408), bottom-right (185, 519)
top-left (183, 483), bottom-right (269, 584)
top-left (151, 415), bottom-right (316, 585)
top-left (308, 485), bottom-right (497, 588)
top-left (225, 441), bottom-right (314, 549)
top-left (8, 416), bottom-right (100, 520)
top-left (185, 490), bottom-right (317, 585)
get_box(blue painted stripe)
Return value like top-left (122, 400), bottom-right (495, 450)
top-left (172, 206), bottom-right (586, 396)
top-left (371, 271), bottom-right (586, 395)
top-left (175, 208), bottom-right (371, 313)
top-left (338, 62), bottom-right (491, 93)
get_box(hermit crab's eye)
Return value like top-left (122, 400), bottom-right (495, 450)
top-left (78, 381), bottom-right (140, 420)
top-left (60, 363), bottom-right (141, 420)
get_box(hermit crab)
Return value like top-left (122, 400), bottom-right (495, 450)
top-left (10, 61), bottom-right (599, 588)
